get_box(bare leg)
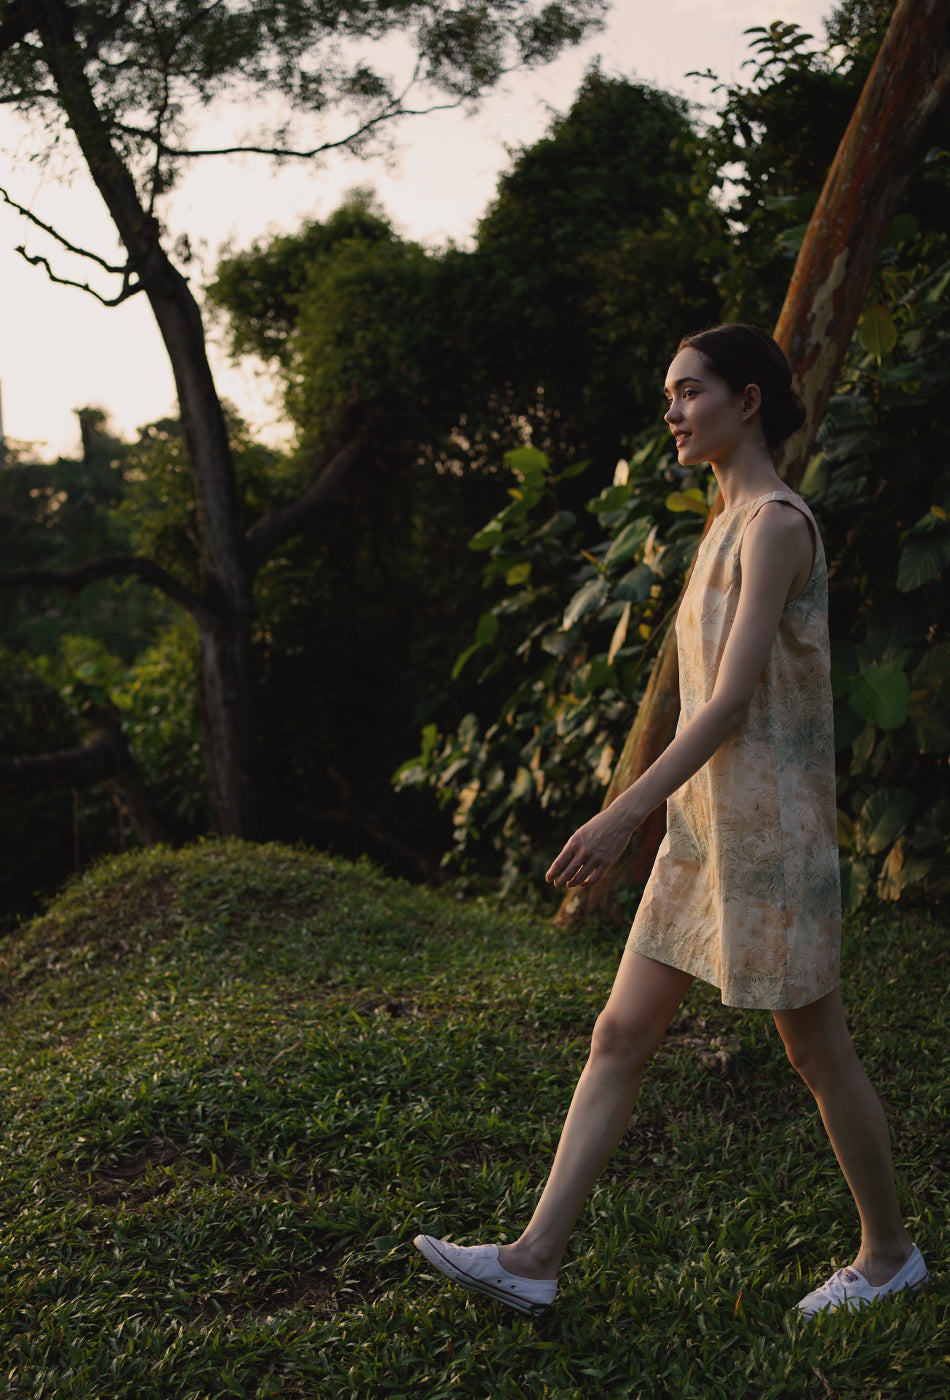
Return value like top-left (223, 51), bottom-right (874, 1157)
top-left (496, 951), bottom-right (694, 1280)
top-left (773, 990), bottom-right (913, 1286)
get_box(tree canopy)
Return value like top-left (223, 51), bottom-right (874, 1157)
top-left (0, 0), bottom-right (606, 840)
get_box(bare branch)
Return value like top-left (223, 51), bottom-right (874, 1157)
top-left (15, 246), bottom-right (141, 305)
top-left (1, 185), bottom-right (131, 273)
top-left (0, 553), bottom-right (210, 622)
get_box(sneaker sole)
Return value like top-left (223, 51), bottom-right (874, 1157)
top-left (413, 1235), bottom-right (553, 1316)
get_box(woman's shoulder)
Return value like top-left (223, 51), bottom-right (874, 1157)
top-left (746, 492), bottom-right (814, 531)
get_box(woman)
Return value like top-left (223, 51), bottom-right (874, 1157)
top-left (414, 324), bottom-right (926, 1318)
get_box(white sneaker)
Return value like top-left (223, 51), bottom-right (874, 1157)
top-left (797, 1244), bottom-right (928, 1317)
top-left (413, 1235), bottom-right (557, 1315)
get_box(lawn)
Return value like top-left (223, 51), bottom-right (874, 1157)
top-left (0, 839), bottom-right (946, 1398)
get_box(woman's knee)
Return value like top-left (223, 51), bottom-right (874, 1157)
top-left (590, 1006), bottom-right (660, 1065)
top-left (779, 1023), bottom-right (859, 1088)
top-left (774, 992), bottom-right (858, 1086)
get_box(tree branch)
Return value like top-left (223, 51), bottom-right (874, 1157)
top-left (0, 704), bottom-right (171, 846)
top-left (0, 553), bottom-right (210, 621)
top-left (0, 87), bottom-right (59, 103)
top-left (1, 184), bottom-right (143, 304)
top-left (246, 438), bottom-right (363, 572)
top-left (117, 58), bottom-right (468, 162)
top-left (0, 185), bottom-right (131, 273)
top-left (15, 247), bottom-right (142, 305)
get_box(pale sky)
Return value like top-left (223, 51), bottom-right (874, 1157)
top-left (0, 0), bottom-right (833, 460)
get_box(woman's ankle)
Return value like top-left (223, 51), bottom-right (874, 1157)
top-left (497, 1238), bottom-right (561, 1281)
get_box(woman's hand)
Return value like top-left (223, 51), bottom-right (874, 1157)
top-left (545, 802), bottom-right (638, 888)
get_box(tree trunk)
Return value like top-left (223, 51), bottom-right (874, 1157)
top-left (557, 0), bottom-right (950, 929)
top-left (36, 0), bottom-right (253, 834)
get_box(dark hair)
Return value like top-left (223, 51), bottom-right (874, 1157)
top-left (678, 323), bottom-right (806, 453)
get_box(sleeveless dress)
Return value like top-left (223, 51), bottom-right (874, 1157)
top-left (627, 491), bottom-right (841, 1010)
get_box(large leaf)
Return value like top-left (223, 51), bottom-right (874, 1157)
top-left (562, 577), bottom-right (607, 629)
top-left (664, 488), bottom-right (708, 515)
top-left (848, 664), bottom-right (910, 729)
top-left (839, 857), bottom-right (870, 912)
top-left (915, 639), bottom-right (950, 698)
top-left (614, 563), bottom-right (654, 604)
top-left (877, 839), bottom-right (932, 902)
top-left (897, 524), bottom-right (950, 591)
top-left (857, 304), bottom-right (898, 359)
top-left (604, 517), bottom-right (651, 569)
top-left (909, 689), bottom-right (950, 754)
top-left (857, 787), bottom-right (914, 855)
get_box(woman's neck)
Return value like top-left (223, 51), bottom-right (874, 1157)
top-left (711, 445), bottom-right (787, 511)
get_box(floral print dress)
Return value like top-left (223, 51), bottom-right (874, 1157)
top-left (627, 491), bottom-right (841, 1010)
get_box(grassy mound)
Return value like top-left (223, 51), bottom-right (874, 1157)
top-left (0, 839), bottom-right (945, 1398)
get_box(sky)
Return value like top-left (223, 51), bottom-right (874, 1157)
top-left (0, 0), bottom-right (833, 460)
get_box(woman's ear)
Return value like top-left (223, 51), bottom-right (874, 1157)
top-left (741, 383), bottom-right (762, 420)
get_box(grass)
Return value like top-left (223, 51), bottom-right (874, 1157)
top-left (0, 838), bottom-right (946, 1399)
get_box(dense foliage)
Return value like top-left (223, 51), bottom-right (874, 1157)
top-left (396, 18), bottom-right (950, 907)
top-left (205, 73), bottom-right (725, 881)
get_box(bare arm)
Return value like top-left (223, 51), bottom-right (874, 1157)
top-left (547, 502), bottom-right (814, 888)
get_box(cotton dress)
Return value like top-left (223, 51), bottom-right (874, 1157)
top-left (627, 491), bottom-right (841, 1010)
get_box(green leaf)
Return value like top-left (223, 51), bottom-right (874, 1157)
top-left (839, 857), bottom-right (870, 912)
top-left (614, 563), bottom-right (654, 603)
top-left (591, 483), bottom-right (633, 515)
top-left (848, 664), bottom-right (910, 730)
top-left (897, 525), bottom-right (950, 591)
top-left (503, 446), bottom-right (549, 478)
top-left (505, 561), bottom-right (532, 586)
top-left (604, 517), bottom-right (651, 569)
top-left (607, 601), bottom-right (631, 665)
top-left (798, 453), bottom-right (827, 498)
top-left (857, 304), bottom-right (898, 360)
top-left (884, 213), bottom-right (919, 246)
top-left (468, 521), bottom-right (503, 552)
top-left (914, 640), bottom-right (950, 699)
top-left (558, 459), bottom-right (590, 480)
top-left (475, 612), bottom-right (500, 646)
top-left (857, 788), bottom-right (914, 855)
top-left (776, 222), bottom-right (809, 253)
top-left (419, 722), bottom-right (440, 765)
top-left (664, 488), bottom-right (708, 515)
top-left (451, 613), bottom-right (499, 679)
top-left (562, 577), bottom-right (607, 629)
top-left (908, 690), bottom-right (950, 754)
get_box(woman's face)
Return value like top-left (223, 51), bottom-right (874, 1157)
top-left (663, 347), bottom-right (749, 467)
